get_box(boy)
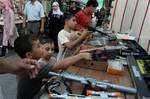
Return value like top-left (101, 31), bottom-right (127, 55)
top-left (57, 13), bottom-right (90, 61)
top-left (38, 38), bottom-right (56, 65)
top-left (14, 34), bottom-right (91, 99)
top-left (75, 0), bottom-right (98, 29)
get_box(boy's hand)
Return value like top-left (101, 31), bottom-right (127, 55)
top-left (81, 29), bottom-right (89, 37)
top-left (80, 29), bottom-right (93, 40)
top-left (80, 53), bottom-right (92, 60)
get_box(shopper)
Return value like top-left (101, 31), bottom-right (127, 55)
top-left (0, 0), bottom-right (18, 57)
top-left (23, 0), bottom-right (45, 36)
top-left (75, 0), bottom-right (98, 29)
top-left (48, 2), bottom-right (64, 52)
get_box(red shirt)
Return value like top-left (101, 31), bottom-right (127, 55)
top-left (75, 10), bottom-right (92, 29)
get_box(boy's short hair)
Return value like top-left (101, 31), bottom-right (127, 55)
top-left (14, 34), bottom-right (38, 58)
top-left (64, 13), bottom-right (74, 21)
top-left (39, 37), bottom-right (54, 45)
top-left (86, 0), bottom-right (98, 7)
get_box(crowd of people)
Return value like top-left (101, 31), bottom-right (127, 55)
top-left (0, 0), bottom-right (99, 99)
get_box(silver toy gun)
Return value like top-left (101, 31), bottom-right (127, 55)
top-left (47, 71), bottom-right (137, 94)
top-left (36, 65), bottom-right (137, 94)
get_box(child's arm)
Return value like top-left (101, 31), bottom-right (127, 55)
top-left (52, 53), bottom-right (91, 71)
top-left (64, 30), bottom-right (90, 49)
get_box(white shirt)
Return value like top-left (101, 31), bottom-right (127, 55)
top-left (24, 1), bottom-right (45, 21)
top-left (57, 29), bottom-right (71, 61)
top-left (38, 57), bottom-right (56, 67)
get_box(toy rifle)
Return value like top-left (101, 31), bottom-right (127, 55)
top-left (47, 71), bottom-right (137, 94)
top-left (36, 65), bottom-right (137, 94)
top-left (79, 45), bottom-right (128, 53)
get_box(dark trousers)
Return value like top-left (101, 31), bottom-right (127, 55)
top-left (26, 21), bottom-right (40, 36)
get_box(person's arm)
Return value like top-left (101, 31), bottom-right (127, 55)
top-left (22, 3), bottom-right (27, 28)
top-left (40, 17), bottom-right (45, 33)
top-left (52, 53), bottom-right (91, 71)
top-left (22, 15), bottom-right (27, 28)
top-left (0, 59), bottom-right (40, 78)
top-left (39, 4), bottom-right (45, 33)
top-left (64, 30), bottom-right (89, 49)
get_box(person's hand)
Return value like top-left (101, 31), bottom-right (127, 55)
top-left (40, 27), bottom-right (44, 33)
top-left (22, 23), bottom-right (26, 29)
top-left (0, 0), bottom-right (4, 9)
top-left (9, 59), bottom-right (41, 78)
top-left (80, 52), bottom-right (92, 60)
top-left (81, 29), bottom-right (91, 39)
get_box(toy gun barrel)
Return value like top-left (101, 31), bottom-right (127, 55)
top-left (88, 26), bottom-right (110, 37)
top-left (95, 82), bottom-right (137, 94)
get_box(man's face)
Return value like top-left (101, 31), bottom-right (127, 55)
top-left (68, 17), bottom-right (77, 30)
top-left (41, 43), bottom-right (55, 61)
top-left (31, 40), bottom-right (43, 60)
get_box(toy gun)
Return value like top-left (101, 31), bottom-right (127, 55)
top-left (88, 26), bottom-right (111, 37)
top-left (79, 45), bottom-right (128, 53)
top-left (49, 93), bottom-right (122, 99)
top-left (36, 65), bottom-right (137, 94)
top-left (47, 72), bottom-right (137, 94)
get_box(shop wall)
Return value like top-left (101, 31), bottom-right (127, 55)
top-left (110, 0), bottom-right (150, 54)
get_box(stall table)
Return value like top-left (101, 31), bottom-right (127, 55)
top-left (66, 64), bottom-right (136, 99)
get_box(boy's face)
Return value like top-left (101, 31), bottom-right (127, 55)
top-left (88, 6), bottom-right (97, 14)
top-left (30, 40), bottom-right (43, 60)
top-left (67, 17), bottom-right (77, 30)
top-left (42, 43), bottom-right (54, 61)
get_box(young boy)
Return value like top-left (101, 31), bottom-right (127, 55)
top-left (57, 13), bottom-right (90, 61)
top-left (38, 37), bottom-right (56, 65)
top-left (14, 34), bottom-right (91, 99)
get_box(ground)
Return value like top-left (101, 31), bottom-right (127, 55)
top-left (0, 50), bottom-right (19, 99)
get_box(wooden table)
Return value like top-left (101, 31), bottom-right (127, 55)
top-left (64, 34), bottom-right (138, 98)
top-left (66, 65), bottom-right (136, 99)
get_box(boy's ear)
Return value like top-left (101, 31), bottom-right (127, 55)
top-left (25, 52), bottom-right (33, 59)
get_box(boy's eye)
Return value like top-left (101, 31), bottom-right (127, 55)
top-left (46, 48), bottom-right (49, 51)
top-left (51, 48), bottom-right (54, 51)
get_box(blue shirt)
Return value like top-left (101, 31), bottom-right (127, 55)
top-left (24, 1), bottom-right (45, 21)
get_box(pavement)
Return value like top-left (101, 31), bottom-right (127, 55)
top-left (0, 50), bottom-right (19, 99)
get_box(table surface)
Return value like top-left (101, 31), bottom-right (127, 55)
top-left (66, 64), bottom-right (136, 99)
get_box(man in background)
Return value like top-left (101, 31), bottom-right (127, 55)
top-left (75, 0), bottom-right (98, 29)
top-left (23, 0), bottom-right (45, 36)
